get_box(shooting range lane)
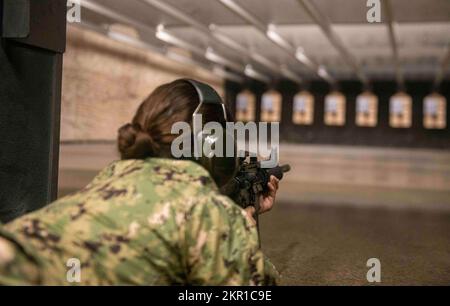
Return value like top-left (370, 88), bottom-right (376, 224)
top-left (260, 203), bottom-right (450, 285)
top-left (59, 142), bottom-right (450, 285)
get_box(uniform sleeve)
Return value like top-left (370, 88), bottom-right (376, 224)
top-left (181, 195), bottom-right (279, 286)
top-left (87, 161), bottom-right (117, 185)
top-left (0, 229), bottom-right (41, 285)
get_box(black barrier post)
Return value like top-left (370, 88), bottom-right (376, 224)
top-left (0, 0), bottom-right (66, 222)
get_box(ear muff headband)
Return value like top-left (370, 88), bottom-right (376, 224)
top-left (183, 79), bottom-right (228, 121)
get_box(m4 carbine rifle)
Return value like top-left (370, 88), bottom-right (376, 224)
top-left (221, 152), bottom-right (290, 245)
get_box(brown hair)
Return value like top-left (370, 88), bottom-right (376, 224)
top-left (118, 79), bottom-right (228, 160)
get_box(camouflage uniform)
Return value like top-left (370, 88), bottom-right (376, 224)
top-left (0, 158), bottom-right (279, 285)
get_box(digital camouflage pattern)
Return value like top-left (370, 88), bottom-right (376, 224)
top-left (0, 158), bottom-right (279, 285)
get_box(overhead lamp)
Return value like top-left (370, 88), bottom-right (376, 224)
top-left (317, 65), bottom-right (334, 83)
top-left (295, 47), bottom-right (313, 69)
top-left (244, 65), bottom-right (270, 83)
top-left (266, 24), bottom-right (291, 51)
top-left (156, 24), bottom-right (205, 56)
top-left (205, 47), bottom-right (222, 63)
top-left (155, 24), bottom-right (173, 43)
top-left (317, 65), bottom-right (329, 79)
top-left (218, 0), bottom-right (266, 30)
top-left (280, 65), bottom-right (302, 83)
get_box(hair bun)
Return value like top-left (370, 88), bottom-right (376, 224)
top-left (117, 123), bottom-right (159, 159)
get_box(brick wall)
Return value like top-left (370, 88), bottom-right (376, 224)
top-left (61, 25), bottom-right (224, 141)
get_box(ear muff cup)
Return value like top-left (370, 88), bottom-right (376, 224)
top-left (194, 128), bottom-right (238, 188)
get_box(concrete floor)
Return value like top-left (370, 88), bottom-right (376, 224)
top-left (260, 203), bottom-right (450, 285)
top-left (58, 143), bottom-right (450, 285)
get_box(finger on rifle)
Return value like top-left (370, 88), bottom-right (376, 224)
top-left (270, 176), bottom-right (280, 189)
top-left (267, 182), bottom-right (277, 193)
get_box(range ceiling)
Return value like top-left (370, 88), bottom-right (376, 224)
top-left (79, 0), bottom-right (450, 84)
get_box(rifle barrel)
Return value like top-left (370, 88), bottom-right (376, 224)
top-left (280, 164), bottom-right (291, 173)
top-left (267, 164), bottom-right (291, 180)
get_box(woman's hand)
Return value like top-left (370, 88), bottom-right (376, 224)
top-left (244, 176), bottom-right (280, 225)
top-left (259, 176), bottom-right (280, 214)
